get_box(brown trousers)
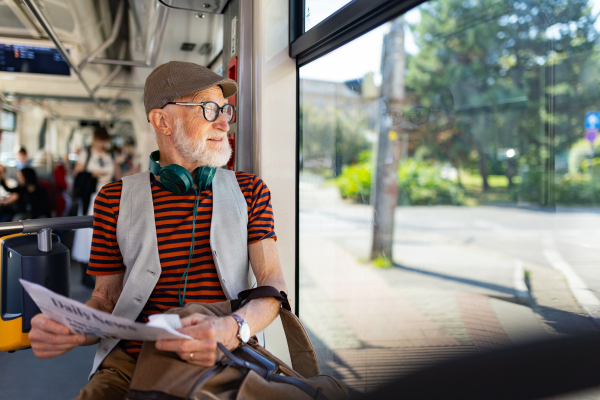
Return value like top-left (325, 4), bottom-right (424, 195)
top-left (73, 347), bottom-right (137, 400)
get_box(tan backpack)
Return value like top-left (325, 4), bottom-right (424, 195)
top-left (125, 287), bottom-right (348, 400)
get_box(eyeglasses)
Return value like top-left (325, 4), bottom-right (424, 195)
top-left (165, 101), bottom-right (236, 123)
top-left (383, 107), bottom-right (443, 125)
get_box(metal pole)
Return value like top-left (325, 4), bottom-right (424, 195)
top-left (21, 216), bottom-right (94, 234)
top-left (37, 228), bottom-right (52, 252)
top-left (22, 0), bottom-right (103, 109)
top-left (89, 59), bottom-right (151, 67)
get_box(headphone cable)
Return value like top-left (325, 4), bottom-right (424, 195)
top-left (178, 188), bottom-right (201, 306)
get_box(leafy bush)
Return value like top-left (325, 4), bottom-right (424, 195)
top-left (554, 174), bottom-right (600, 205)
top-left (336, 157), bottom-right (466, 206)
top-left (397, 160), bottom-right (466, 205)
top-left (336, 163), bottom-right (372, 204)
top-left (519, 168), bottom-right (600, 206)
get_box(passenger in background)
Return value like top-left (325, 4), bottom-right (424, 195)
top-left (15, 147), bottom-right (32, 170)
top-left (72, 127), bottom-right (115, 213)
top-left (0, 167), bottom-right (50, 221)
top-left (72, 126), bottom-right (116, 288)
top-left (115, 137), bottom-right (140, 179)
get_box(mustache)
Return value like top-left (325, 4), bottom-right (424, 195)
top-left (205, 133), bottom-right (227, 140)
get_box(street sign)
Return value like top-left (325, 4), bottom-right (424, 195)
top-left (585, 112), bottom-right (600, 130)
top-left (585, 130), bottom-right (598, 143)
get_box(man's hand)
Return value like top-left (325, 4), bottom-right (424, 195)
top-left (155, 314), bottom-right (238, 367)
top-left (29, 314), bottom-right (90, 358)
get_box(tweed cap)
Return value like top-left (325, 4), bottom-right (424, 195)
top-left (144, 61), bottom-right (238, 118)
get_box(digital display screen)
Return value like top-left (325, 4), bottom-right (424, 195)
top-left (0, 44), bottom-right (70, 76)
top-left (1, 109), bottom-right (16, 132)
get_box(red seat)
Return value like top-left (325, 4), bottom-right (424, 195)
top-left (37, 179), bottom-right (53, 217)
top-left (53, 164), bottom-right (68, 216)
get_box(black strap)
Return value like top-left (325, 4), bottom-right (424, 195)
top-left (231, 286), bottom-right (291, 312)
top-left (239, 344), bottom-right (277, 372)
top-left (217, 343), bottom-right (327, 400)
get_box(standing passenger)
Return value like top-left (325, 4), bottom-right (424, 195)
top-left (72, 126), bottom-right (115, 288)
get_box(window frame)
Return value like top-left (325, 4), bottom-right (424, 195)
top-left (289, 0), bottom-right (426, 66)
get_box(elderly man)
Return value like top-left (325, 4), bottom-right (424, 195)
top-left (28, 61), bottom-right (287, 400)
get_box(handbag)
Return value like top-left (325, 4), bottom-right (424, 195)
top-left (125, 286), bottom-right (348, 400)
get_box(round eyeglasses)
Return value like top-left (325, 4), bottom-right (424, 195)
top-left (165, 101), bottom-right (236, 123)
top-left (383, 107), bottom-right (442, 125)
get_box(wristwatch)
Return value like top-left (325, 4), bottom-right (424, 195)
top-left (231, 314), bottom-right (251, 343)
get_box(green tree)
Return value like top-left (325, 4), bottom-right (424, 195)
top-left (406, 0), bottom-right (599, 202)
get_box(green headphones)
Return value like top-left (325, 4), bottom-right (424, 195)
top-left (148, 150), bottom-right (216, 194)
top-left (148, 150), bottom-right (217, 306)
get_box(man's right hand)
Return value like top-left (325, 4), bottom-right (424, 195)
top-left (29, 314), bottom-right (89, 358)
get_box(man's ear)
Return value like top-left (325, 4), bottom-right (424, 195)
top-left (149, 109), bottom-right (173, 136)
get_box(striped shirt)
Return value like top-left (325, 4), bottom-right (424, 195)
top-left (88, 171), bottom-right (276, 355)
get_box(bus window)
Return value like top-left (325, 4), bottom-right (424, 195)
top-left (298, 0), bottom-right (600, 394)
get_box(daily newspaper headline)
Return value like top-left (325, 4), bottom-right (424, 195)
top-left (20, 279), bottom-right (192, 341)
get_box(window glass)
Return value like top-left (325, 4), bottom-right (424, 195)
top-left (299, 0), bottom-right (600, 394)
top-left (304, 0), bottom-right (354, 32)
top-left (0, 130), bottom-right (15, 164)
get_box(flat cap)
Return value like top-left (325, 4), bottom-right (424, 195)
top-left (144, 61), bottom-right (238, 118)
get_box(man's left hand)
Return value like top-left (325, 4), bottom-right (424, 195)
top-left (155, 314), bottom-right (239, 367)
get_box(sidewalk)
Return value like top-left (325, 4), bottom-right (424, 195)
top-left (299, 233), bottom-right (599, 395)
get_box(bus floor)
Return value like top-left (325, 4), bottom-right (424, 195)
top-left (0, 261), bottom-right (96, 399)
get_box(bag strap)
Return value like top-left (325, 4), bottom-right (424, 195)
top-left (231, 286), bottom-right (290, 312)
top-left (217, 343), bottom-right (328, 400)
top-left (231, 286), bottom-right (320, 379)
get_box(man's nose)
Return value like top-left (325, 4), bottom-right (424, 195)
top-left (212, 111), bottom-right (230, 131)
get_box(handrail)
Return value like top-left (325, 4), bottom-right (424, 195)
top-left (0, 216), bottom-right (94, 237)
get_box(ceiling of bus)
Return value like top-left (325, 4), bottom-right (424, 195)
top-left (0, 0), bottom-right (224, 125)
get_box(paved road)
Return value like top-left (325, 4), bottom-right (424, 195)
top-left (300, 182), bottom-right (600, 300)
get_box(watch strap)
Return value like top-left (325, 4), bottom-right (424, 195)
top-left (231, 314), bottom-right (249, 343)
top-left (231, 314), bottom-right (245, 325)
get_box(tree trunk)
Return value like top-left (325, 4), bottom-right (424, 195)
top-left (473, 141), bottom-right (490, 191)
top-left (371, 18), bottom-right (405, 262)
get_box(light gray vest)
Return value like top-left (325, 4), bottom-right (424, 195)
top-left (89, 169), bottom-right (257, 378)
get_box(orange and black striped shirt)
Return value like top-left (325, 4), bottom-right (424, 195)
top-left (87, 172), bottom-right (276, 355)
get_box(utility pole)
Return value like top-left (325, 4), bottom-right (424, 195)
top-left (371, 17), bottom-right (405, 262)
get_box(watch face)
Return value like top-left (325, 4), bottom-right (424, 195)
top-left (239, 322), bottom-right (251, 343)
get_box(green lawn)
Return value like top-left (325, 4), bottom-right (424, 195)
top-left (458, 172), bottom-right (513, 189)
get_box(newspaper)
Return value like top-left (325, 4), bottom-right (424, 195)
top-left (20, 279), bottom-right (192, 341)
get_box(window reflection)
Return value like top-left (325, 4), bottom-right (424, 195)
top-left (299, 0), bottom-right (600, 395)
top-left (304, 0), bottom-right (354, 32)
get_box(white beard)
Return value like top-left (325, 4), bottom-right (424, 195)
top-left (172, 119), bottom-right (232, 167)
